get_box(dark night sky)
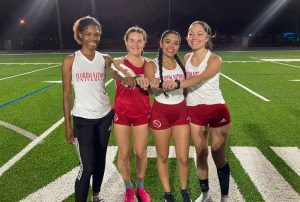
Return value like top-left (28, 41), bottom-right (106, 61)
top-left (0, 0), bottom-right (299, 48)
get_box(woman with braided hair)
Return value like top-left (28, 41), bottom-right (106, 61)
top-left (164, 21), bottom-right (231, 202)
top-left (144, 30), bottom-right (192, 202)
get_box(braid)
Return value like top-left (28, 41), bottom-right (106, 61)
top-left (174, 54), bottom-right (186, 79)
top-left (158, 48), bottom-right (164, 84)
top-left (158, 48), bottom-right (168, 97)
top-left (174, 54), bottom-right (188, 96)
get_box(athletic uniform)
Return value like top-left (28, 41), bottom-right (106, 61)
top-left (113, 58), bottom-right (150, 126)
top-left (185, 50), bottom-right (230, 127)
top-left (72, 50), bottom-right (114, 202)
top-left (150, 58), bottom-right (189, 130)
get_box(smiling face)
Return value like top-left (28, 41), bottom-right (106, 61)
top-left (160, 33), bottom-right (180, 58)
top-left (187, 23), bottom-right (209, 51)
top-left (125, 31), bottom-right (145, 56)
top-left (79, 25), bottom-right (101, 50)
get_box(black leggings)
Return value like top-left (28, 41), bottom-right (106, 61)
top-left (73, 110), bottom-right (114, 202)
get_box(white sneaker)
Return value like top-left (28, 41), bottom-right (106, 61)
top-left (220, 195), bottom-right (229, 202)
top-left (91, 195), bottom-right (104, 202)
top-left (195, 192), bottom-right (212, 202)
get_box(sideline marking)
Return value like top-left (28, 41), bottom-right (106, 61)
top-left (0, 64), bottom-right (60, 81)
top-left (0, 120), bottom-right (38, 140)
top-left (232, 147), bottom-right (300, 201)
top-left (220, 73), bottom-right (270, 102)
top-left (147, 146), bottom-right (245, 202)
top-left (271, 147), bottom-right (300, 177)
top-left (0, 79), bottom-right (113, 177)
top-left (21, 147), bottom-right (123, 202)
top-left (0, 63), bottom-right (60, 65)
top-left (0, 84), bottom-right (56, 109)
top-left (250, 57), bottom-right (300, 69)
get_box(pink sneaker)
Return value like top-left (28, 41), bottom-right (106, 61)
top-left (136, 187), bottom-right (151, 202)
top-left (124, 188), bottom-right (135, 202)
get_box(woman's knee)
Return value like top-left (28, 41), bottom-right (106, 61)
top-left (118, 150), bottom-right (130, 162)
top-left (177, 156), bottom-right (189, 167)
top-left (134, 149), bottom-right (147, 161)
top-left (157, 154), bottom-right (169, 164)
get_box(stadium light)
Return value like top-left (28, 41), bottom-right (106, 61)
top-left (244, 0), bottom-right (290, 35)
top-left (19, 19), bottom-right (26, 25)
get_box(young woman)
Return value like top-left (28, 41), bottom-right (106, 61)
top-left (62, 16), bottom-right (126, 202)
top-left (144, 30), bottom-right (191, 202)
top-left (112, 26), bottom-right (151, 202)
top-left (164, 21), bottom-right (231, 202)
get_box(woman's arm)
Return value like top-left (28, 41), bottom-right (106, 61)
top-left (181, 53), bottom-right (222, 88)
top-left (62, 55), bottom-right (75, 144)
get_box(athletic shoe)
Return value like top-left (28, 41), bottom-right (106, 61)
top-left (181, 190), bottom-right (192, 202)
top-left (220, 195), bottom-right (229, 202)
top-left (91, 195), bottom-right (104, 202)
top-left (195, 192), bottom-right (212, 202)
top-left (124, 188), bottom-right (135, 202)
top-left (164, 192), bottom-right (175, 202)
top-left (136, 187), bottom-right (151, 202)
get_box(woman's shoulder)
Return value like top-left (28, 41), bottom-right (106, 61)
top-left (100, 53), bottom-right (112, 64)
top-left (63, 54), bottom-right (75, 65)
top-left (208, 52), bottom-right (222, 63)
top-left (112, 56), bottom-right (125, 64)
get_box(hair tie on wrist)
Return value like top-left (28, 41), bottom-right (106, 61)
top-left (175, 80), bottom-right (180, 89)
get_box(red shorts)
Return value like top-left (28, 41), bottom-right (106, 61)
top-left (113, 111), bottom-right (149, 126)
top-left (150, 100), bottom-right (189, 130)
top-left (187, 104), bottom-right (231, 127)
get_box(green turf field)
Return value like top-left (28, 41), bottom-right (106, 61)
top-left (0, 50), bottom-right (299, 201)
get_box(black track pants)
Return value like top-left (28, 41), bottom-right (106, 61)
top-left (73, 109), bottom-right (114, 202)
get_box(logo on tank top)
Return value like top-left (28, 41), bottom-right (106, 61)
top-left (76, 72), bottom-right (105, 82)
top-left (186, 71), bottom-right (200, 78)
top-left (162, 74), bottom-right (184, 81)
top-left (152, 120), bottom-right (161, 128)
top-left (219, 118), bottom-right (227, 123)
top-left (114, 114), bottom-right (119, 122)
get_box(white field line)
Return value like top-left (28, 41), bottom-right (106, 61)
top-left (0, 120), bottom-right (38, 141)
top-left (250, 57), bottom-right (300, 69)
top-left (0, 79), bottom-right (114, 177)
top-left (21, 146), bottom-right (124, 202)
top-left (0, 64), bottom-right (60, 81)
top-left (220, 73), bottom-right (270, 102)
top-left (231, 147), bottom-right (300, 202)
top-left (147, 146), bottom-right (245, 202)
top-left (258, 59), bottom-right (300, 62)
top-left (289, 80), bottom-right (300, 82)
top-left (271, 147), bottom-right (300, 177)
top-left (0, 118), bottom-right (64, 177)
top-left (0, 63), bottom-right (60, 65)
top-left (223, 61), bottom-right (263, 63)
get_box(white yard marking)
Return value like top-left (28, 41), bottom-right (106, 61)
top-left (43, 81), bottom-right (62, 83)
top-left (231, 147), bottom-right (300, 202)
top-left (0, 64), bottom-right (60, 81)
top-left (0, 79), bottom-right (114, 176)
top-left (250, 57), bottom-right (300, 69)
top-left (271, 147), bottom-right (300, 177)
top-left (220, 73), bottom-right (271, 102)
top-left (289, 80), bottom-right (300, 82)
top-left (147, 146), bottom-right (245, 202)
top-left (259, 59), bottom-right (300, 62)
top-left (21, 147), bottom-right (124, 202)
top-left (0, 118), bottom-right (65, 177)
top-left (0, 120), bottom-right (38, 141)
top-left (0, 63), bottom-right (60, 65)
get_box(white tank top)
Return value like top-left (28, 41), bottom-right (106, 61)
top-left (153, 58), bottom-right (185, 104)
top-left (185, 51), bottom-right (225, 106)
top-left (71, 50), bottom-right (111, 119)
